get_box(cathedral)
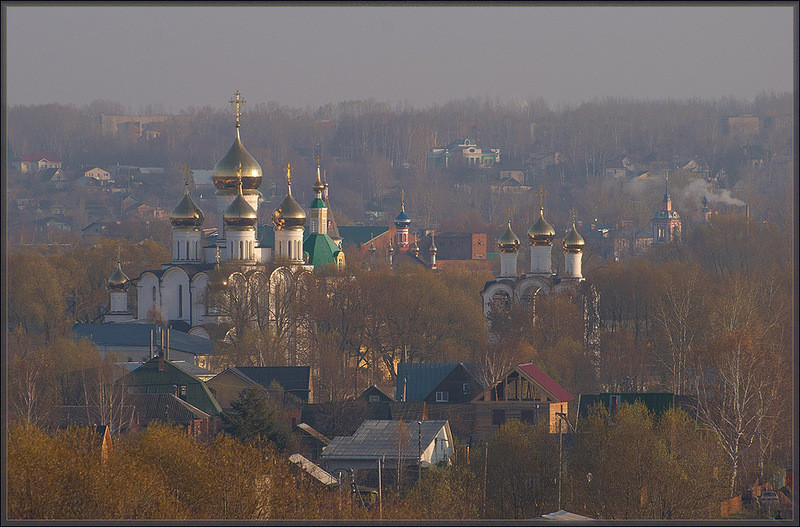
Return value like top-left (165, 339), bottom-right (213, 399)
top-left (104, 92), bottom-right (344, 339)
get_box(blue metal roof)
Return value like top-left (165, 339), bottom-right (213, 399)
top-left (395, 362), bottom-right (469, 402)
top-left (72, 322), bottom-right (215, 355)
top-left (322, 420), bottom-right (449, 461)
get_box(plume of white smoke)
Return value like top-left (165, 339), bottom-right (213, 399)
top-left (682, 178), bottom-right (745, 207)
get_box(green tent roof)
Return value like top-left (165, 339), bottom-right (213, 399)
top-left (310, 197), bottom-right (327, 209)
top-left (303, 233), bottom-right (341, 268)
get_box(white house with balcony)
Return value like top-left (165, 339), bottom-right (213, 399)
top-left (428, 138), bottom-right (500, 168)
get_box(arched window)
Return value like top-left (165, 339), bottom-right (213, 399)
top-left (492, 290), bottom-right (511, 308)
top-left (152, 286), bottom-right (157, 304)
top-left (178, 284), bottom-right (183, 317)
top-left (186, 241), bottom-right (190, 260)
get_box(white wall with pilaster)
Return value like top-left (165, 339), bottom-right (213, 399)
top-left (137, 272), bottom-right (161, 320)
top-left (529, 245), bottom-right (552, 274)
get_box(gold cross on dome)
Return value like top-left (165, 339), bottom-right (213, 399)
top-left (316, 154), bottom-right (321, 167)
top-left (229, 90), bottom-right (245, 127)
top-left (506, 207), bottom-right (513, 223)
top-left (117, 246), bottom-right (122, 263)
top-left (215, 246), bottom-right (220, 264)
top-left (570, 207), bottom-right (578, 223)
top-left (182, 162), bottom-right (192, 187)
top-left (536, 186), bottom-right (547, 209)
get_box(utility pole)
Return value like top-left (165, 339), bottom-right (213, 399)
top-left (483, 443), bottom-right (488, 517)
top-left (558, 414), bottom-right (563, 510)
top-left (556, 411), bottom-right (577, 512)
top-left (418, 421), bottom-right (422, 482)
top-left (378, 455), bottom-right (383, 520)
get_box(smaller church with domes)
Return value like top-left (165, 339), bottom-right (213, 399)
top-left (481, 188), bottom-right (586, 317)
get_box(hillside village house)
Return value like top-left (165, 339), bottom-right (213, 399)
top-left (472, 362), bottom-right (574, 434)
top-left (321, 419), bottom-right (453, 481)
top-left (427, 138), bottom-right (500, 168)
top-left (20, 152), bottom-right (62, 173)
top-left (85, 166), bottom-right (113, 183)
top-left (39, 167), bottom-right (71, 190)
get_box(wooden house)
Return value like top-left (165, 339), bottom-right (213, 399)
top-left (360, 384), bottom-right (394, 403)
top-left (206, 366), bottom-right (312, 409)
top-left (472, 362), bottom-right (574, 434)
top-left (117, 355), bottom-right (222, 416)
top-left (292, 422), bottom-right (332, 463)
top-left (394, 362), bottom-right (483, 404)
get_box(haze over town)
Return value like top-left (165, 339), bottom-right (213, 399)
top-left (6, 5), bottom-right (795, 111)
top-left (4, 3), bottom-right (796, 523)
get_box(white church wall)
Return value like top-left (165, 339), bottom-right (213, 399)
top-left (137, 273), bottom-right (161, 321)
top-left (160, 267), bottom-right (191, 322)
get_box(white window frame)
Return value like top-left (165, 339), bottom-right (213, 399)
top-left (435, 391), bottom-right (449, 402)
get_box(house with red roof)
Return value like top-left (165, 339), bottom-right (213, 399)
top-left (20, 152), bottom-right (62, 173)
top-left (472, 362), bottom-right (574, 434)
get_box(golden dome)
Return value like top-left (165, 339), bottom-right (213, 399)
top-left (213, 129), bottom-right (263, 192)
top-left (527, 207), bottom-right (556, 245)
top-left (498, 220), bottom-right (520, 253)
top-left (224, 180), bottom-right (258, 230)
top-left (272, 163), bottom-right (307, 230)
top-left (107, 262), bottom-right (129, 291)
top-left (170, 186), bottom-right (204, 228)
top-left (563, 222), bottom-right (585, 252)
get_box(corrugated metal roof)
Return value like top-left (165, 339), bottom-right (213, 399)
top-left (295, 423), bottom-right (331, 445)
top-left (518, 362), bottom-right (574, 402)
top-left (289, 454), bottom-right (339, 486)
top-left (128, 392), bottom-right (209, 425)
top-left (321, 420), bottom-right (447, 460)
top-left (73, 323), bottom-right (215, 355)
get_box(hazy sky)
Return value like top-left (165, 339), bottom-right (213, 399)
top-left (5, 5), bottom-right (796, 112)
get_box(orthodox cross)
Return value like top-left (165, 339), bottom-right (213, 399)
top-left (506, 206), bottom-right (514, 224)
top-left (215, 246), bottom-right (221, 265)
top-left (117, 246), bottom-right (122, 264)
top-left (182, 162), bottom-right (192, 187)
top-left (316, 154), bottom-right (321, 167)
top-left (569, 207), bottom-right (578, 224)
top-left (229, 90), bottom-right (245, 127)
top-left (401, 189), bottom-right (405, 211)
top-left (536, 186), bottom-right (547, 210)
top-left (286, 163), bottom-right (292, 189)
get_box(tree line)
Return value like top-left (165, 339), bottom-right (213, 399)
top-left (7, 92), bottom-right (793, 234)
top-left (8, 401), bottom-right (744, 520)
